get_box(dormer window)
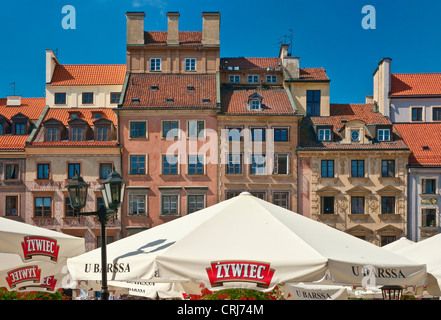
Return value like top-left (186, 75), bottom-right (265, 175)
top-left (72, 127), bottom-right (84, 141)
top-left (251, 100), bottom-right (261, 110)
top-left (69, 111), bottom-right (81, 120)
top-left (11, 113), bottom-right (29, 135)
top-left (247, 92), bottom-right (263, 111)
top-left (378, 129), bottom-right (390, 141)
top-left (351, 130), bottom-right (360, 142)
top-left (15, 123), bottom-right (25, 135)
top-left (318, 129), bottom-right (331, 141)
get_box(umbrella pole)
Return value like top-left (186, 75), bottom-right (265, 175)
top-left (98, 207), bottom-right (110, 301)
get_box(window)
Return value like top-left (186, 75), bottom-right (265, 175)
top-left (412, 107), bottom-right (423, 121)
top-left (130, 155), bottom-right (146, 175)
top-left (247, 75), bottom-right (259, 83)
top-left (378, 129), bottom-right (390, 141)
top-left (188, 195), bottom-right (204, 214)
top-left (321, 160), bottom-right (334, 178)
top-left (251, 128), bottom-right (265, 141)
top-left (266, 75), bottom-right (277, 83)
top-left (381, 196), bottom-right (395, 214)
top-left (55, 92), bottom-right (66, 105)
top-left (226, 191), bottom-right (242, 199)
top-left (34, 197), bottom-right (52, 218)
top-left (37, 163), bottom-right (50, 179)
top-left (130, 122), bottom-right (147, 138)
top-left (273, 128), bottom-right (289, 142)
top-left (72, 127), bottom-right (84, 141)
top-left (128, 194), bottom-right (146, 215)
top-left (96, 127), bottom-right (109, 141)
top-left (381, 160), bottom-right (395, 178)
top-left (433, 107), bottom-right (441, 121)
top-left (422, 208), bottom-right (436, 227)
top-left (162, 155), bottom-right (178, 175)
top-left (351, 130), bottom-right (360, 141)
top-left (47, 127), bottom-right (58, 141)
top-left (250, 100), bottom-right (261, 111)
top-left (273, 192), bottom-right (289, 209)
top-left (351, 160), bottom-right (364, 177)
top-left (422, 178), bottom-right (436, 194)
top-left (161, 195), bottom-right (178, 215)
top-left (185, 58), bottom-right (196, 71)
top-left (6, 196), bottom-right (18, 216)
top-left (318, 129), bottom-right (331, 141)
top-left (229, 75), bottom-right (240, 83)
top-left (306, 90), bottom-right (321, 116)
top-left (65, 197), bottom-right (75, 218)
top-left (250, 192), bottom-right (266, 200)
top-left (274, 154), bottom-right (289, 175)
top-left (15, 123), bottom-right (25, 135)
top-left (227, 127), bottom-right (242, 141)
top-left (381, 236), bottom-right (396, 247)
top-left (68, 163), bottom-right (81, 179)
top-left (321, 196), bottom-right (334, 214)
top-left (99, 163), bottom-right (113, 180)
top-left (251, 154), bottom-right (266, 175)
top-left (5, 164), bottom-right (19, 180)
top-left (351, 197), bottom-right (365, 214)
top-left (188, 155), bottom-right (204, 175)
top-left (188, 120), bottom-right (204, 139)
top-left (150, 58), bottom-right (161, 71)
top-left (162, 121), bottom-right (179, 139)
top-left (0, 123), bottom-right (3, 135)
top-left (82, 92), bottom-right (93, 104)
top-left (227, 154), bottom-right (242, 174)
top-left (110, 92), bottom-right (120, 104)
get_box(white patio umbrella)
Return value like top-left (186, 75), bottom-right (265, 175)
top-left (382, 237), bottom-right (415, 252)
top-left (67, 192), bottom-right (426, 292)
top-left (393, 234), bottom-right (441, 296)
top-left (0, 217), bottom-right (85, 292)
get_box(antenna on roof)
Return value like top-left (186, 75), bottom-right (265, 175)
top-left (10, 82), bottom-right (16, 95)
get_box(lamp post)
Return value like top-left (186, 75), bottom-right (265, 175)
top-left (66, 170), bottom-right (126, 300)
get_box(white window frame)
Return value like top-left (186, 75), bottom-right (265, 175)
top-left (273, 153), bottom-right (289, 175)
top-left (150, 58), bottom-right (162, 71)
top-left (185, 58), bottom-right (196, 71)
top-left (318, 128), bottom-right (331, 141)
top-left (250, 100), bottom-right (261, 111)
top-left (127, 189), bottom-right (148, 216)
top-left (187, 120), bottom-right (205, 140)
top-left (378, 129), bottom-right (391, 141)
top-left (247, 75), bottom-right (259, 83)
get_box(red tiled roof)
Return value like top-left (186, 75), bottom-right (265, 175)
top-left (43, 108), bottom-right (117, 126)
top-left (0, 135), bottom-right (29, 150)
top-left (391, 73), bottom-right (441, 96)
top-left (0, 97), bottom-right (46, 120)
top-left (121, 73), bottom-right (217, 109)
top-left (29, 141), bottom-right (118, 147)
top-left (299, 68), bottom-right (329, 81)
top-left (394, 123), bottom-right (441, 166)
top-left (220, 88), bottom-right (295, 115)
top-left (144, 31), bottom-right (202, 46)
top-left (50, 65), bottom-right (126, 86)
top-left (220, 57), bottom-right (282, 70)
top-left (300, 103), bottom-right (408, 150)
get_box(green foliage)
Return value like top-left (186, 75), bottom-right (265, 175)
top-left (188, 284), bottom-right (285, 300)
top-left (0, 287), bottom-right (69, 300)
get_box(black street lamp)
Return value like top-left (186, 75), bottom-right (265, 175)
top-left (66, 170), bottom-right (126, 300)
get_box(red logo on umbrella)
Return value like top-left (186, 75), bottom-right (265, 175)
top-left (5, 266), bottom-right (41, 289)
top-left (21, 236), bottom-right (60, 261)
top-left (206, 260), bottom-right (275, 288)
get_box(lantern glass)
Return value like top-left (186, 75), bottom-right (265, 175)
top-left (66, 174), bottom-right (90, 212)
top-left (100, 170), bottom-right (127, 211)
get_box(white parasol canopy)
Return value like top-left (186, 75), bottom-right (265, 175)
top-left (382, 237), bottom-right (415, 252)
top-left (0, 217), bottom-right (85, 292)
top-left (67, 193), bottom-right (426, 292)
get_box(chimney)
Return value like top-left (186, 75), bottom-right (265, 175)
top-left (202, 12), bottom-right (220, 46)
top-left (373, 57), bottom-right (392, 118)
top-left (279, 44), bottom-right (299, 79)
top-left (126, 12), bottom-right (146, 45)
top-left (166, 12), bottom-right (180, 45)
top-left (45, 49), bottom-right (59, 84)
top-left (7, 96), bottom-right (21, 107)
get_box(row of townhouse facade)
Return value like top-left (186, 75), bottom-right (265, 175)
top-left (0, 11), bottom-right (438, 251)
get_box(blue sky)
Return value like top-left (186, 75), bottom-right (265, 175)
top-left (0, 0), bottom-right (440, 103)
